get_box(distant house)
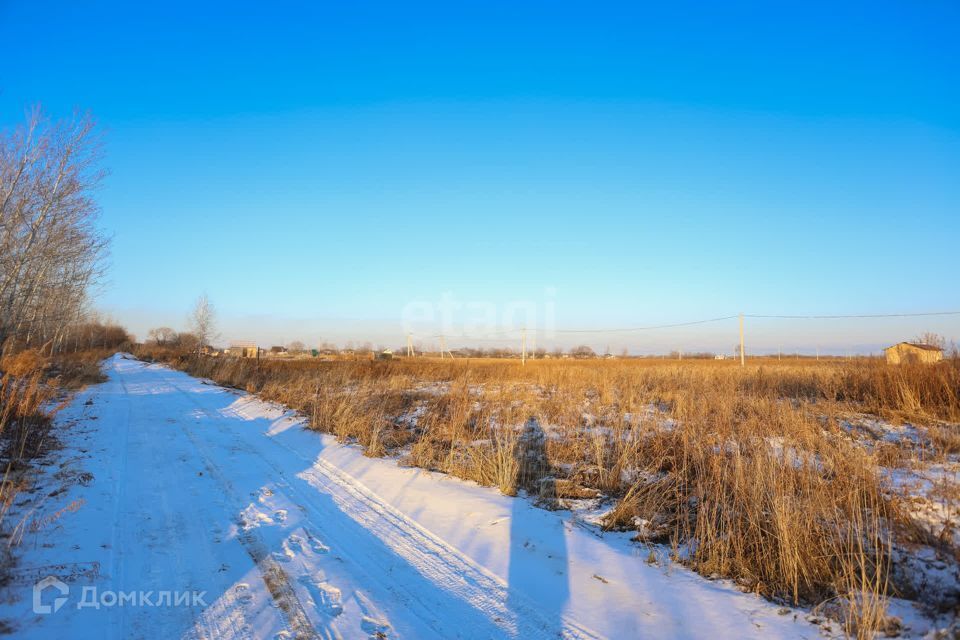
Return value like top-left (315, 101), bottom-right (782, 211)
top-left (884, 342), bottom-right (943, 365)
top-left (227, 341), bottom-right (259, 358)
top-left (269, 346), bottom-right (287, 354)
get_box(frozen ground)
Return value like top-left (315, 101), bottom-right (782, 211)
top-left (0, 355), bottom-right (830, 639)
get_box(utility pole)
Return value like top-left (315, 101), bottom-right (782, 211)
top-left (678, 348), bottom-right (682, 361)
top-left (439, 335), bottom-right (450, 359)
top-left (816, 346), bottom-right (820, 361)
top-left (778, 346), bottom-right (781, 362)
top-left (521, 328), bottom-right (527, 366)
top-left (407, 333), bottom-right (414, 358)
top-left (739, 313), bottom-right (745, 367)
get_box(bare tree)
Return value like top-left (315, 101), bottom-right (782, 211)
top-left (0, 107), bottom-right (109, 354)
top-left (175, 332), bottom-right (200, 353)
top-left (570, 345), bottom-right (596, 359)
top-left (287, 340), bottom-right (305, 353)
top-left (147, 327), bottom-right (177, 346)
top-left (189, 295), bottom-right (217, 354)
top-left (914, 332), bottom-right (946, 349)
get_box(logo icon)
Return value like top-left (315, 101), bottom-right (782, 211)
top-left (33, 576), bottom-right (69, 614)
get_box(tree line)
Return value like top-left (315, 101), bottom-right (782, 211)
top-left (0, 107), bottom-right (125, 355)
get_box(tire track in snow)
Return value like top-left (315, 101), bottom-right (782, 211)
top-left (162, 367), bottom-right (601, 640)
top-left (177, 422), bottom-right (319, 640)
top-left (108, 366), bottom-right (135, 640)
top-left (144, 368), bottom-right (319, 640)
top-left (300, 458), bottom-right (600, 640)
top-left (156, 369), bottom-right (393, 639)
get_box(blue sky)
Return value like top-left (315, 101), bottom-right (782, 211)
top-left (1, 1), bottom-right (958, 353)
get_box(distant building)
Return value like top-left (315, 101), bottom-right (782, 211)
top-left (269, 346), bottom-right (287, 354)
top-left (227, 341), bottom-right (259, 358)
top-left (884, 342), bottom-right (943, 365)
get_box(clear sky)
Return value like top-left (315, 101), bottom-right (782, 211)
top-left (1, 1), bottom-right (958, 353)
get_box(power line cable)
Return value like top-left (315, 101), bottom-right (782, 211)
top-left (549, 315), bottom-right (739, 333)
top-left (745, 311), bottom-right (960, 319)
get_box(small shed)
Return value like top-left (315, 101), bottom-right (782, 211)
top-left (884, 342), bottom-right (943, 365)
top-left (228, 341), bottom-right (259, 358)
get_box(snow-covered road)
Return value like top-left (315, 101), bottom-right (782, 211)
top-left (1, 355), bottom-right (823, 639)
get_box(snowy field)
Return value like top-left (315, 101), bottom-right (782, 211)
top-left (1, 355), bottom-right (850, 638)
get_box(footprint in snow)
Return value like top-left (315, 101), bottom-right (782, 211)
top-left (297, 575), bottom-right (344, 617)
top-left (361, 616), bottom-right (391, 638)
top-left (301, 529), bottom-right (330, 554)
top-left (240, 506), bottom-right (274, 529)
top-left (355, 591), bottom-right (391, 638)
top-left (234, 583), bottom-right (253, 604)
top-left (286, 534), bottom-right (306, 553)
top-left (273, 538), bottom-right (299, 563)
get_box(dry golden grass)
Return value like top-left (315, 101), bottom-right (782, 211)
top-left (141, 348), bottom-right (960, 637)
top-left (0, 370), bottom-right (56, 526)
top-left (0, 349), bottom-right (111, 528)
